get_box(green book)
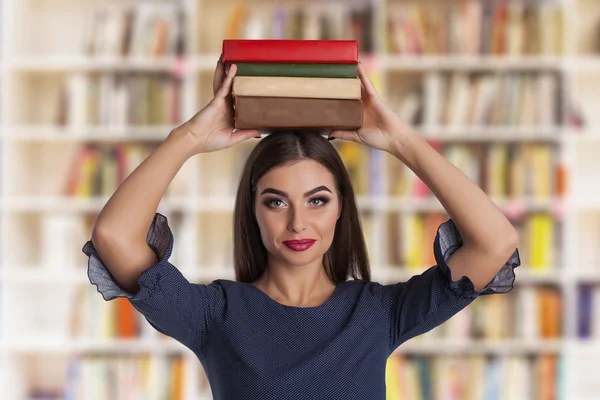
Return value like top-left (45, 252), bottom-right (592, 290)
top-left (233, 62), bottom-right (357, 78)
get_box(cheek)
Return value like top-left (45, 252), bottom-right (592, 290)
top-left (316, 208), bottom-right (339, 237)
top-left (255, 210), bottom-right (284, 241)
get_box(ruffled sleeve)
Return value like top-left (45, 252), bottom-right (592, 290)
top-left (434, 218), bottom-right (521, 300)
top-left (82, 212), bottom-right (224, 354)
top-left (381, 218), bottom-right (521, 354)
top-left (83, 212), bottom-right (173, 302)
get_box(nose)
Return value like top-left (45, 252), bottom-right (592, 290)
top-left (288, 205), bottom-right (307, 233)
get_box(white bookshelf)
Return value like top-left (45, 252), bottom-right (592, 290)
top-left (2, 0), bottom-right (600, 398)
top-left (1, 0), bottom-right (8, 395)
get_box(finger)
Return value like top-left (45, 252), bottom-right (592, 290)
top-left (215, 63), bottom-right (237, 99)
top-left (360, 80), bottom-right (366, 100)
top-left (213, 54), bottom-right (225, 95)
top-left (229, 129), bottom-right (261, 145)
top-left (328, 129), bottom-right (360, 143)
top-left (357, 62), bottom-right (378, 98)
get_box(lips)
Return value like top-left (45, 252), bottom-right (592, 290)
top-left (283, 240), bottom-right (316, 251)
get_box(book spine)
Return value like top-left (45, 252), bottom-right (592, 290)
top-left (222, 39), bottom-right (358, 63)
top-left (234, 96), bottom-right (362, 130)
top-left (232, 76), bottom-right (361, 99)
top-left (234, 62), bottom-right (358, 78)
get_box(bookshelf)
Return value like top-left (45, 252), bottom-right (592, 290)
top-left (2, 0), bottom-right (600, 398)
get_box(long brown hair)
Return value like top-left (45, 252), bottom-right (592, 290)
top-left (233, 130), bottom-right (371, 284)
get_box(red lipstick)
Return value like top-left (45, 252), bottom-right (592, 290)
top-left (283, 240), bottom-right (316, 251)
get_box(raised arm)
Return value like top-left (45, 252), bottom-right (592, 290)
top-left (389, 132), bottom-right (519, 291)
top-left (90, 60), bottom-right (259, 294)
top-left (329, 62), bottom-right (521, 353)
top-left (91, 131), bottom-right (196, 293)
top-left (83, 58), bottom-right (258, 353)
top-left (330, 62), bottom-right (519, 291)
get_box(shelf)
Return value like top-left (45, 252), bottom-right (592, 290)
top-left (3, 337), bottom-right (193, 354)
top-left (0, 265), bottom-right (232, 284)
top-left (4, 125), bottom-right (177, 141)
top-left (574, 198), bottom-right (600, 210)
top-left (383, 54), bottom-right (566, 71)
top-left (394, 339), bottom-right (562, 354)
top-left (572, 269), bottom-right (600, 283)
top-left (2, 196), bottom-right (195, 213)
top-left (376, 196), bottom-right (565, 214)
top-left (1, 0), bottom-right (597, 397)
top-left (420, 126), bottom-right (564, 142)
top-left (8, 56), bottom-right (185, 73)
top-left (1, 125), bottom-right (567, 143)
top-left (13, 54), bottom-right (600, 73)
top-left (567, 56), bottom-right (600, 71)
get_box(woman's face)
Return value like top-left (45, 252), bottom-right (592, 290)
top-left (254, 159), bottom-right (342, 267)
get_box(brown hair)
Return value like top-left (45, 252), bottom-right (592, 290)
top-left (233, 130), bottom-right (371, 284)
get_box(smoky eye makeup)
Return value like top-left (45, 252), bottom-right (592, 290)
top-left (263, 198), bottom-right (284, 208)
top-left (263, 196), bottom-right (331, 208)
top-left (309, 197), bottom-right (330, 206)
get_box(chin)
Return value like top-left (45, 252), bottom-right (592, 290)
top-left (278, 247), bottom-right (321, 264)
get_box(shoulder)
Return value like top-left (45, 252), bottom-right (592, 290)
top-left (339, 279), bottom-right (387, 304)
top-left (209, 279), bottom-right (260, 299)
top-left (343, 279), bottom-right (383, 290)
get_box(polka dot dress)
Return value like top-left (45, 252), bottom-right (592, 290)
top-left (82, 213), bottom-right (520, 400)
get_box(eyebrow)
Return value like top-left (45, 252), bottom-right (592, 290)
top-left (259, 185), bottom-right (332, 198)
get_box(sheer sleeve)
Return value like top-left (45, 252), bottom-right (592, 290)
top-left (381, 218), bottom-right (521, 354)
top-left (82, 212), bottom-right (224, 354)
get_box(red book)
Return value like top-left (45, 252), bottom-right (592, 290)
top-left (222, 40), bottom-right (358, 64)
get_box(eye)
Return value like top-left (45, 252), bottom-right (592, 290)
top-left (309, 197), bottom-right (329, 207)
top-left (265, 199), bottom-right (286, 208)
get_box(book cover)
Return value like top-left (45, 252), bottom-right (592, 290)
top-left (222, 39), bottom-right (358, 63)
top-left (233, 62), bottom-right (358, 78)
top-left (234, 96), bottom-right (362, 130)
top-left (232, 76), bottom-right (361, 99)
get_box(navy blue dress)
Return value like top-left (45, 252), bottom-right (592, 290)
top-left (82, 212), bottom-right (520, 400)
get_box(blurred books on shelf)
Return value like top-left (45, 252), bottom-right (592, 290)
top-left (219, 3), bottom-right (374, 53)
top-left (385, 284), bottom-right (563, 397)
top-left (61, 354), bottom-right (186, 400)
top-left (58, 73), bottom-right (183, 127)
top-left (423, 71), bottom-right (560, 127)
top-left (386, 0), bottom-right (564, 55)
top-left (386, 352), bottom-right (560, 399)
top-left (577, 284), bottom-right (600, 340)
top-left (81, 3), bottom-right (186, 58)
top-left (7, 0), bottom-right (600, 398)
top-left (62, 143), bottom-right (191, 198)
top-left (390, 282), bottom-right (564, 340)
top-left (70, 285), bottom-right (151, 340)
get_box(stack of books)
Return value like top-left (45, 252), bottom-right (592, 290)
top-left (222, 39), bottom-right (363, 131)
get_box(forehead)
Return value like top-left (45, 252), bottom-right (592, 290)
top-left (256, 160), bottom-right (335, 192)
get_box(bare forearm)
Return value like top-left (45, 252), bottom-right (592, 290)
top-left (390, 128), bottom-right (518, 252)
top-left (92, 128), bottom-right (195, 244)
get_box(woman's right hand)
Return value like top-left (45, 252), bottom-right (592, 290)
top-left (171, 55), bottom-right (261, 156)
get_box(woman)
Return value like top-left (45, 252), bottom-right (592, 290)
top-left (83, 57), bottom-right (521, 399)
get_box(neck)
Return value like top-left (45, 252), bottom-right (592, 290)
top-left (253, 259), bottom-right (336, 307)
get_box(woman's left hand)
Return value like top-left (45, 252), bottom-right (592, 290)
top-left (328, 62), bottom-right (414, 154)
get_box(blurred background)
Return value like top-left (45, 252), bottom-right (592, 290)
top-left (1, 0), bottom-right (600, 398)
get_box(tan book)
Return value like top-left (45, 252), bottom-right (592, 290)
top-left (232, 76), bottom-right (361, 99)
top-left (234, 96), bottom-right (363, 130)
